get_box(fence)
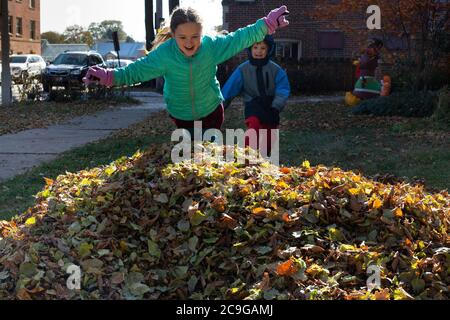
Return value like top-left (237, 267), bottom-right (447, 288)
top-left (218, 57), bottom-right (356, 94)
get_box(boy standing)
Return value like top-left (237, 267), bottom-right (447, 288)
top-left (222, 35), bottom-right (290, 156)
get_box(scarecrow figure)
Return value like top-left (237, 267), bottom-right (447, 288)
top-left (345, 38), bottom-right (391, 106)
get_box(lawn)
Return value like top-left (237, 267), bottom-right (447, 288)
top-left (0, 100), bottom-right (448, 220)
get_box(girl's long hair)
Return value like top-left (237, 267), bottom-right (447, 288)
top-left (151, 7), bottom-right (203, 51)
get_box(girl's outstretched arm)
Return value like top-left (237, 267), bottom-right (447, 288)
top-left (211, 6), bottom-right (289, 65)
top-left (211, 19), bottom-right (267, 65)
top-left (113, 47), bottom-right (166, 86)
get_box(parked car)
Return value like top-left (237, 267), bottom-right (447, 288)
top-left (106, 59), bottom-right (133, 69)
top-left (42, 51), bottom-right (106, 92)
top-left (10, 54), bottom-right (47, 82)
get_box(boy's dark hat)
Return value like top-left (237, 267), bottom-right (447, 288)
top-left (247, 35), bottom-right (276, 66)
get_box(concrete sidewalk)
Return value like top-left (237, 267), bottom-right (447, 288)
top-left (0, 92), bottom-right (166, 182)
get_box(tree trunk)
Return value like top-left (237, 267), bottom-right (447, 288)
top-left (169, 0), bottom-right (180, 14)
top-left (145, 0), bottom-right (155, 51)
top-left (1, 0), bottom-right (12, 106)
top-left (155, 0), bottom-right (163, 30)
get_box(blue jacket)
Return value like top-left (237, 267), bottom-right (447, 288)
top-left (222, 59), bottom-right (290, 125)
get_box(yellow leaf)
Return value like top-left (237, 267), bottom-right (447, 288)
top-left (25, 217), bottom-right (36, 226)
top-left (238, 186), bottom-right (250, 197)
top-left (372, 198), bottom-right (383, 209)
top-left (105, 166), bottom-right (116, 176)
top-left (190, 210), bottom-right (207, 226)
top-left (40, 189), bottom-right (51, 198)
top-left (352, 175), bottom-right (361, 182)
top-left (394, 208), bottom-right (403, 218)
top-left (80, 178), bottom-right (91, 186)
top-left (348, 188), bottom-right (360, 195)
top-left (230, 287), bottom-right (240, 294)
top-left (276, 181), bottom-right (289, 189)
top-left (405, 195), bottom-right (414, 205)
top-left (44, 177), bottom-right (54, 186)
top-left (302, 160), bottom-right (311, 169)
top-left (251, 207), bottom-right (267, 216)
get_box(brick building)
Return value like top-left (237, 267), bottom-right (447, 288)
top-left (222, 0), bottom-right (369, 60)
top-left (220, 0), bottom-right (371, 92)
top-left (2, 0), bottom-right (41, 55)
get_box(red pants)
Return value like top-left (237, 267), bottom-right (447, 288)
top-left (171, 104), bottom-right (224, 130)
top-left (245, 116), bottom-right (278, 156)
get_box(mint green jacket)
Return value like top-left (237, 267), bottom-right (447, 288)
top-left (113, 19), bottom-right (268, 121)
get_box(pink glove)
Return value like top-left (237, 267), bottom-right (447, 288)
top-left (264, 5), bottom-right (290, 35)
top-left (82, 66), bottom-right (114, 87)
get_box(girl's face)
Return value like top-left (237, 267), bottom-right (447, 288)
top-left (173, 22), bottom-right (202, 57)
top-left (251, 42), bottom-right (269, 60)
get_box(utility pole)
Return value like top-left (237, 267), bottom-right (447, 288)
top-left (145, 0), bottom-right (155, 51)
top-left (169, 0), bottom-right (179, 14)
top-left (155, 0), bottom-right (163, 31)
top-left (1, 0), bottom-right (12, 106)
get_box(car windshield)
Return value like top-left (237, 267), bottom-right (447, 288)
top-left (53, 54), bottom-right (87, 66)
top-left (10, 56), bottom-right (27, 63)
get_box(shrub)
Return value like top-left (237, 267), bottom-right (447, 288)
top-left (351, 91), bottom-right (438, 117)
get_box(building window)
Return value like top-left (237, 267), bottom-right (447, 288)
top-left (29, 0), bottom-right (36, 9)
top-left (8, 16), bottom-right (13, 34)
top-left (30, 20), bottom-right (36, 39)
top-left (16, 17), bottom-right (23, 36)
top-left (318, 31), bottom-right (344, 49)
top-left (275, 40), bottom-right (302, 61)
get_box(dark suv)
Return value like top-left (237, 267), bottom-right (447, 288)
top-left (42, 51), bottom-right (106, 92)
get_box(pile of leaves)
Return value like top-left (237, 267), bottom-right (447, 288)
top-left (352, 91), bottom-right (437, 118)
top-left (0, 144), bottom-right (449, 300)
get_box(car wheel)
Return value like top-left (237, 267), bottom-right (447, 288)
top-left (21, 71), bottom-right (29, 84)
top-left (43, 82), bottom-right (51, 93)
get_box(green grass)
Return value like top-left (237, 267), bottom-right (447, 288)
top-left (0, 101), bottom-right (448, 220)
top-left (280, 128), bottom-right (450, 190)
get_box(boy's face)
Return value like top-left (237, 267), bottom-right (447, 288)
top-left (251, 42), bottom-right (269, 60)
top-left (173, 22), bottom-right (202, 57)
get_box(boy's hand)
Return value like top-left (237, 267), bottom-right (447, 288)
top-left (264, 5), bottom-right (290, 35)
top-left (83, 66), bottom-right (114, 87)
